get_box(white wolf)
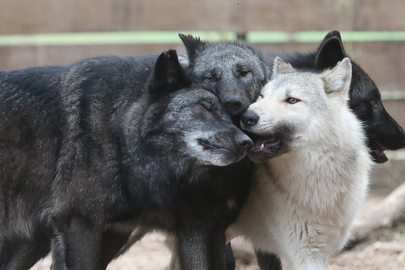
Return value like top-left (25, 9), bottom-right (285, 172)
top-left (227, 57), bottom-right (372, 270)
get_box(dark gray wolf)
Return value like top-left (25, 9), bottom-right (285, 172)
top-left (227, 57), bottom-right (372, 270)
top-left (0, 50), bottom-right (254, 270)
top-left (179, 34), bottom-right (270, 117)
top-left (250, 30), bottom-right (405, 270)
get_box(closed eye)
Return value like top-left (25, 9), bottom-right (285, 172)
top-left (207, 75), bottom-right (219, 82)
top-left (199, 101), bottom-right (214, 111)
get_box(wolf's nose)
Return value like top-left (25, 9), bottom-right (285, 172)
top-left (241, 110), bottom-right (259, 126)
top-left (236, 134), bottom-right (253, 150)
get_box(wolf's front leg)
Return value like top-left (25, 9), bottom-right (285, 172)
top-left (176, 224), bottom-right (227, 270)
top-left (176, 229), bottom-right (210, 270)
top-left (51, 216), bottom-right (104, 270)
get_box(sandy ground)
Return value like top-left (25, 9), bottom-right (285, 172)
top-left (30, 195), bottom-right (405, 270)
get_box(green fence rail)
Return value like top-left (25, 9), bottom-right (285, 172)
top-left (381, 91), bottom-right (405, 101)
top-left (2, 31), bottom-right (405, 46)
top-left (1, 31), bottom-right (405, 101)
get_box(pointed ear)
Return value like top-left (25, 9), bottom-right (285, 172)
top-left (315, 30), bottom-right (347, 70)
top-left (272, 57), bottom-right (295, 78)
top-left (322, 57), bottom-right (352, 99)
top-left (322, 30), bottom-right (343, 42)
top-left (179, 33), bottom-right (207, 66)
top-left (148, 50), bottom-right (192, 102)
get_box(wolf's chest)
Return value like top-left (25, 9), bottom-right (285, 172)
top-left (261, 152), bottom-right (357, 216)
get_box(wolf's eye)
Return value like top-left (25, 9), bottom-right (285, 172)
top-left (287, 97), bottom-right (300, 104)
top-left (208, 76), bottom-right (218, 82)
top-left (240, 71), bottom-right (249, 77)
top-left (200, 101), bottom-right (214, 111)
top-left (371, 99), bottom-right (378, 107)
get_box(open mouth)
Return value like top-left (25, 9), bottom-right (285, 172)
top-left (370, 140), bottom-right (389, 163)
top-left (250, 135), bottom-right (281, 152)
top-left (243, 132), bottom-right (285, 163)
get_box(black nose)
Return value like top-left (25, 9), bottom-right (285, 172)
top-left (241, 110), bottom-right (259, 127)
top-left (224, 97), bottom-right (243, 113)
top-left (236, 134), bottom-right (253, 150)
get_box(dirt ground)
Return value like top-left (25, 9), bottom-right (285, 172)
top-left (30, 196), bottom-right (405, 270)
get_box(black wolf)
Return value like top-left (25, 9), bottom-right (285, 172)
top-left (179, 34), bottom-right (269, 116)
top-left (266, 30), bottom-right (405, 164)
top-left (251, 30), bottom-right (405, 270)
top-left (0, 50), bottom-right (254, 270)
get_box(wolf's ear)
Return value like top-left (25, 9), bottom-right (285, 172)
top-left (322, 57), bottom-right (352, 99)
top-left (179, 33), bottom-right (207, 66)
top-left (315, 30), bottom-right (347, 70)
top-left (148, 50), bottom-right (192, 102)
top-left (272, 57), bottom-right (295, 78)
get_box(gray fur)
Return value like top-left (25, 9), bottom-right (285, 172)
top-left (179, 34), bottom-right (270, 116)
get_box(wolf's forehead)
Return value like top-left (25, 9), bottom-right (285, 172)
top-left (195, 46), bottom-right (261, 69)
top-left (272, 74), bottom-right (323, 93)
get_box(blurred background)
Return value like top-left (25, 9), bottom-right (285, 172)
top-left (1, 0), bottom-right (405, 269)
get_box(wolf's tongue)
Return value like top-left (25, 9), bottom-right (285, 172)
top-left (253, 135), bottom-right (279, 150)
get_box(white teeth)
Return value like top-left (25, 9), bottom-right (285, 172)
top-left (260, 143), bottom-right (265, 149)
top-left (383, 150), bottom-right (387, 153)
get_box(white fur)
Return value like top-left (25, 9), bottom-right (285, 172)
top-left (227, 58), bottom-right (372, 270)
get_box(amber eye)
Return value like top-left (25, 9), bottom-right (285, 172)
top-left (240, 71), bottom-right (249, 77)
top-left (287, 97), bottom-right (300, 104)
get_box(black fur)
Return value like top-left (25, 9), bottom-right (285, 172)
top-left (0, 50), bottom-right (254, 270)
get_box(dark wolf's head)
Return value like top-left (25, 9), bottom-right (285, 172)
top-left (314, 31), bottom-right (405, 163)
top-left (179, 34), bottom-right (269, 116)
top-left (137, 50), bottom-right (253, 167)
top-left (276, 30), bottom-right (405, 163)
